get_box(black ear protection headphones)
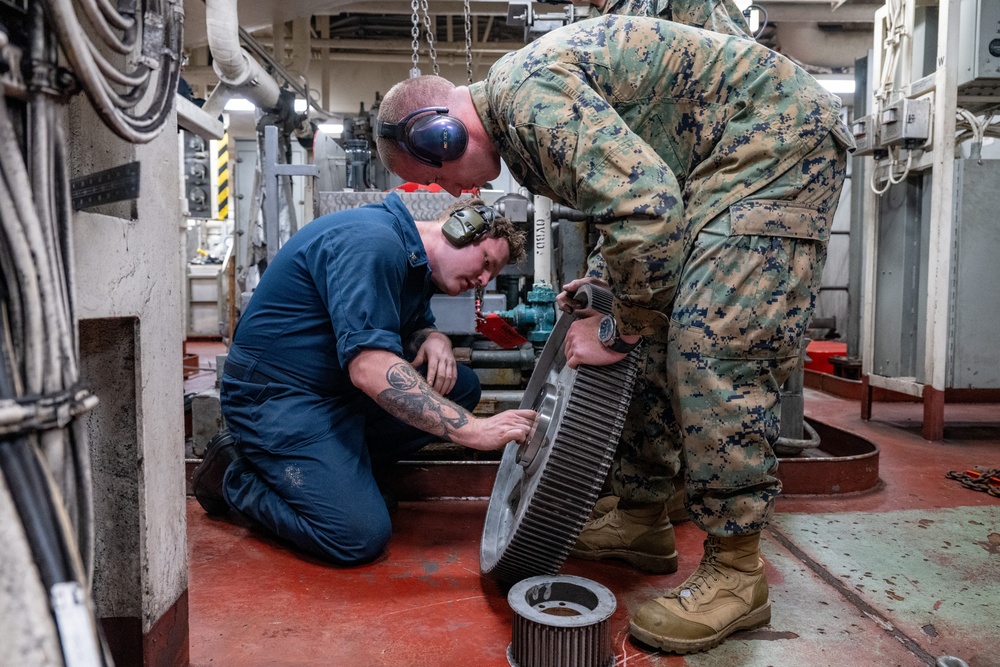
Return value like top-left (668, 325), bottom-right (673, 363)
top-left (442, 205), bottom-right (497, 248)
top-left (376, 107), bottom-right (469, 168)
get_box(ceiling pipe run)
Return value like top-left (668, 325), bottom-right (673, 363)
top-left (202, 0), bottom-right (283, 118)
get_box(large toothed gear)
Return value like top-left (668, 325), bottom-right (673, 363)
top-left (480, 285), bottom-right (640, 585)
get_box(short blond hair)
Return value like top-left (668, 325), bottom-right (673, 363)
top-left (376, 76), bottom-right (456, 172)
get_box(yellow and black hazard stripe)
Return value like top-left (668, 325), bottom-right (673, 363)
top-left (217, 130), bottom-right (230, 220)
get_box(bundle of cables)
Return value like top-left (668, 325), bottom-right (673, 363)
top-left (956, 107), bottom-right (1000, 161)
top-left (41, 0), bottom-right (184, 143)
top-left (0, 2), bottom-right (129, 662)
top-left (0, 87), bottom-right (109, 663)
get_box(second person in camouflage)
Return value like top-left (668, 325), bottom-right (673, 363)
top-left (579, 0), bottom-right (755, 544)
top-left (376, 14), bottom-right (851, 655)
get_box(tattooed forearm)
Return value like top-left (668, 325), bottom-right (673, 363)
top-left (376, 389), bottom-right (469, 435)
top-left (376, 362), bottom-right (470, 436)
top-left (386, 362), bottom-right (419, 390)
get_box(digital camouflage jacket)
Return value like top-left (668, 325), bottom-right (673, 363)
top-left (468, 15), bottom-right (843, 334)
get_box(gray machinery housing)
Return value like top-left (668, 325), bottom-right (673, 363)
top-left (872, 160), bottom-right (1000, 389)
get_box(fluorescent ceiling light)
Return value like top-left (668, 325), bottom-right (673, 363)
top-left (318, 123), bottom-right (344, 135)
top-left (224, 97), bottom-right (255, 111)
top-left (224, 98), bottom-right (313, 112)
top-left (816, 78), bottom-right (855, 95)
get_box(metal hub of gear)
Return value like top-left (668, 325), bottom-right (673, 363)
top-left (506, 574), bottom-right (617, 667)
top-left (480, 285), bottom-right (640, 584)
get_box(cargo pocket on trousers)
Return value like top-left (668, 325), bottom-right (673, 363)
top-left (830, 119), bottom-right (857, 154)
top-left (671, 200), bottom-right (829, 361)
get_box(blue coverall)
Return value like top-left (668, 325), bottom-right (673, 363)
top-left (219, 193), bottom-right (480, 563)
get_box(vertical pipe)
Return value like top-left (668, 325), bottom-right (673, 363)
top-left (780, 339), bottom-right (806, 440)
top-left (287, 17), bottom-right (311, 80)
top-left (533, 194), bottom-right (551, 287)
top-left (846, 54), bottom-right (871, 360)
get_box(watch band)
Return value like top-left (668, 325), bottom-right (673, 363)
top-left (598, 314), bottom-right (641, 353)
top-left (605, 335), bottom-right (641, 354)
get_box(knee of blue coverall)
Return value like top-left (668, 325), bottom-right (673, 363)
top-left (312, 505), bottom-right (392, 565)
top-left (225, 456), bottom-right (393, 565)
top-left (448, 363), bottom-right (482, 410)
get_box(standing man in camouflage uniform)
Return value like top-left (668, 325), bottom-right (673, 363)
top-left (576, 0), bottom-right (754, 539)
top-left (375, 15), bottom-right (851, 654)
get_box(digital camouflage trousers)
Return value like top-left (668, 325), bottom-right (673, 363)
top-left (588, 127), bottom-right (849, 536)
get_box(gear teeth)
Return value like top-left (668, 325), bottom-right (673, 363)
top-left (481, 286), bottom-right (640, 585)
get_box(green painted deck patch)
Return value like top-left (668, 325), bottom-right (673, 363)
top-left (771, 506), bottom-right (1000, 663)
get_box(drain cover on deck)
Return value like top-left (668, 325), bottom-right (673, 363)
top-left (480, 285), bottom-right (640, 585)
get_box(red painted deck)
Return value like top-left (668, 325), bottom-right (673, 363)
top-left (185, 341), bottom-right (999, 667)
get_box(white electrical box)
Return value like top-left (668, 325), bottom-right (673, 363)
top-left (851, 114), bottom-right (886, 157)
top-left (879, 98), bottom-right (931, 148)
top-left (958, 0), bottom-right (1000, 94)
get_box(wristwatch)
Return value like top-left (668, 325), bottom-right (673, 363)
top-left (597, 315), bottom-right (641, 353)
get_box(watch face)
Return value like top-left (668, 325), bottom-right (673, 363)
top-left (598, 315), bottom-right (616, 344)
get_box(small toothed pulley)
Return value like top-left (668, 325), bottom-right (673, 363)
top-left (507, 575), bottom-right (617, 667)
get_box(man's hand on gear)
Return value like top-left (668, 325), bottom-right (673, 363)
top-left (563, 311), bottom-right (629, 369)
top-left (452, 409), bottom-right (537, 451)
top-left (412, 331), bottom-right (458, 395)
top-left (556, 276), bottom-right (609, 316)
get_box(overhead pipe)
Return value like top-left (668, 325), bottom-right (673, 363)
top-left (202, 0), bottom-right (282, 118)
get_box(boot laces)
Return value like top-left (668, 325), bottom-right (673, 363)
top-left (586, 508), bottom-right (619, 530)
top-left (668, 538), bottom-right (732, 608)
top-left (586, 505), bottom-right (659, 531)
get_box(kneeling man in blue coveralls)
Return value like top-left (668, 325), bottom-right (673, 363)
top-left (193, 193), bottom-right (536, 564)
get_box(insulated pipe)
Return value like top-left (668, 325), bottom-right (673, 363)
top-left (532, 194), bottom-right (552, 286)
top-left (204, 0), bottom-right (281, 113)
top-left (201, 82), bottom-right (234, 119)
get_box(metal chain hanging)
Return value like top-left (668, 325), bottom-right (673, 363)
top-left (463, 0), bottom-right (474, 83)
top-left (409, 0), bottom-right (421, 78)
top-left (419, 0), bottom-right (440, 76)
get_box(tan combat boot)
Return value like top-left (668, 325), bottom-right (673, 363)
top-left (592, 487), bottom-right (689, 524)
top-left (570, 501), bottom-right (678, 573)
top-left (629, 533), bottom-right (770, 654)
